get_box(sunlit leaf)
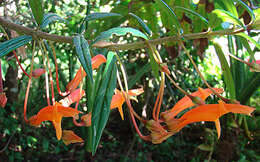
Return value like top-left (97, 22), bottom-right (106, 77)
top-left (214, 42), bottom-right (236, 99)
top-left (236, 0), bottom-right (255, 24)
top-left (209, 9), bottom-right (244, 28)
top-left (85, 12), bottom-right (122, 22)
top-left (94, 27), bottom-right (148, 43)
top-left (236, 33), bottom-right (260, 50)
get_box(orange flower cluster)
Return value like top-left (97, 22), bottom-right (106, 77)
top-left (146, 88), bottom-right (255, 144)
top-left (25, 54), bottom-right (107, 145)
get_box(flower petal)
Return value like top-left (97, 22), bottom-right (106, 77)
top-left (59, 89), bottom-right (85, 107)
top-left (66, 67), bottom-right (86, 92)
top-left (168, 88), bottom-right (223, 118)
top-left (91, 54), bottom-right (106, 70)
top-left (52, 121), bottom-right (62, 140)
top-left (62, 130), bottom-right (84, 145)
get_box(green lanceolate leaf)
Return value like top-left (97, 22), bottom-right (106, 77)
top-left (236, 33), bottom-right (260, 50)
top-left (174, 6), bottom-right (208, 25)
top-left (129, 13), bottom-right (152, 36)
top-left (0, 35), bottom-right (32, 58)
top-left (239, 73), bottom-right (260, 104)
top-left (155, 0), bottom-right (182, 33)
top-left (28, 0), bottom-right (44, 26)
top-left (73, 35), bottom-right (93, 82)
top-left (40, 13), bottom-right (67, 29)
top-left (209, 9), bottom-right (244, 28)
top-left (235, 0), bottom-right (255, 24)
top-left (214, 42), bottom-right (236, 99)
top-left (94, 27), bottom-right (148, 43)
top-left (91, 51), bottom-right (117, 154)
top-left (85, 12), bottom-right (122, 22)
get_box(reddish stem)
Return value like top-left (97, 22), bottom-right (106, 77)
top-left (24, 78), bottom-right (31, 122)
top-left (130, 111), bottom-right (151, 142)
top-left (13, 50), bottom-right (31, 78)
top-left (0, 60), bottom-right (3, 93)
top-left (50, 43), bottom-right (70, 96)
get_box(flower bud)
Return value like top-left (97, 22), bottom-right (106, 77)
top-left (32, 68), bottom-right (46, 78)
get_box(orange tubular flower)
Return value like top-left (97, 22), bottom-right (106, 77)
top-left (62, 130), bottom-right (84, 145)
top-left (29, 102), bottom-right (82, 140)
top-left (161, 87), bottom-right (224, 121)
top-left (172, 101), bottom-right (255, 138)
top-left (66, 54), bottom-right (107, 92)
top-left (59, 88), bottom-right (85, 107)
top-left (110, 88), bottom-right (144, 120)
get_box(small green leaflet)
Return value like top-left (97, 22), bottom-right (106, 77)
top-left (91, 52), bottom-right (117, 155)
top-left (40, 13), bottom-right (67, 29)
top-left (174, 6), bottom-right (208, 25)
top-left (94, 27), bottom-right (148, 43)
top-left (155, 0), bottom-right (182, 34)
top-left (129, 13), bottom-right (152, 36)
top-left (73, 35), bottom-right (93, 82)
top-left (84, 12), bottom-right (122, 22)
top-left (28, 0), bottom-right (44, 26)
top-left (0, 35), bottom-right (32, 58)
top-left (236, 33), bottom-right (260, 50)
top-left (214, 42), bottom-right (236, 99)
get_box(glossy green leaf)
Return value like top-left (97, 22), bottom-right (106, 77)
top-left (235, 0), bottom-right (255, 24)
top-left (0, 35), bottom-right (32, 58)
top-left (236, 33), bottom-right (260, 50)
top-left (209, 9), bottom-right (244, 28)
top-left (214, 42), bottom-right (236, 99)
top-left (174, 6), bottom-right (208, 25)
top-left (28, 0), bottom-right (44, 26)
top-left (94, 27), bottom-right (148, 43)
top-left (73, 35), bottom-right (93, 82)
top-left (129, 13), bottom-right (152, 36)
top-left (85, 12), bottom-right (122, 22)
top-left (155, 0), bottom-right (182, 33)
top-left (40, 13), bottom-right (67, 29)
top-left (91, 52), bottom-right (117, 154)
top-left (222, 0), bottom-right (238, 18)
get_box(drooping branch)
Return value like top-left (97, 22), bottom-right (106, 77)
top-left (0, 17), bottom-right (245, 51)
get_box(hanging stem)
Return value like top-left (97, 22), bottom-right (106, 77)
top-left (49, 42), bottom-right (70, 96)
top-left (179, 41), bottom-right (232, 103)
top-left (13, 50), bottom-right (31, 78)
top-left (24, 41), bottom-right (35, 122)
top-left (40, 41), bottom-right (55, 105)
top-left (41, 43), bottom-right (51, 106)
